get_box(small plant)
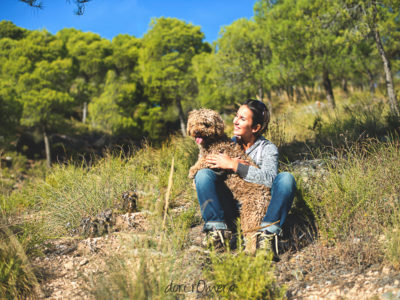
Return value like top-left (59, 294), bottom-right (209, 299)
top-left (0, 226), bottom-right (39, 299)
top-left (204, 248), bottom-right (286, 299)
top-left (385, 207), bottom-right (400, 269)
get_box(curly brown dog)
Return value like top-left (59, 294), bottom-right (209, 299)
top-left (187, 108), bottom-right (271, 253)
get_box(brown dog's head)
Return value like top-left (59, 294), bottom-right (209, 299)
top-left (187, 109), bottom-right (225, 146)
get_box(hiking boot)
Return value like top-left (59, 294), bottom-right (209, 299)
top-left (228, 232), bottom-right (244, 251)
top-left (255, 230), bottom-right (280, 262)
top-left (202, 229), bottom-right (226, 249)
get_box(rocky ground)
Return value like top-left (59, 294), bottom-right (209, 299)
top-left (277, 244), bottom-right (400, 299)
top-left (33, 218), bottom-right (400, 299)
top-left (33, 212), bottom-right (150, 299)
top-left (32, 159), bottom-right (400, 299)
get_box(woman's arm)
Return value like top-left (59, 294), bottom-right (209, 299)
top-left (236, 142), bottom-right (278, 188)
top-left (205, 154), bottom-right (249, 172)
top-left (205, 139), bottom-right (278, 188)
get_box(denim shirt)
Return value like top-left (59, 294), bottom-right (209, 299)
top-left (232, 135), bottom-right (278, 188)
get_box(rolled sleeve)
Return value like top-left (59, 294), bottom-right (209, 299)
top-left (236, 163), bottom-right (250, 178)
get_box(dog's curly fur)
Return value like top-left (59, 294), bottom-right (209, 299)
top-left (187, 108), bottom-right (271, 253)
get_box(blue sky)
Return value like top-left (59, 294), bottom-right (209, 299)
top-left (1, 0), bottom-right (256, 42)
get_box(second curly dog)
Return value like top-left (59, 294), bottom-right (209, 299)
top-left (187, 108), bottom-right (271, 253)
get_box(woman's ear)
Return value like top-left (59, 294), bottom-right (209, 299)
top-left (252, 124), bottom-right (261, 134)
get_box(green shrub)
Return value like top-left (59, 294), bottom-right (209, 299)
top-left (385, 207), bottom-right (400, 269)
top-left (311, 94), bottom-right (394, 148)
top-left (9, 135), bottom-right (198, 236)
top-left (301, 139), bottom-right (400, 242)
top-left (0, 226), bottom-right (38, 299)
top-left (91, 251), bottom-right (177, 300)
top-left (204, 249), bottom-right (286, 299)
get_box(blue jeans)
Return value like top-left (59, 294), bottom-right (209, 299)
top-left (195, 169), bottom-right (296, 235)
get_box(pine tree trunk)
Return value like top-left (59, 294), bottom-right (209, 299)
top-left (322, 70), bottom-right (336, 108)
top-left (258, 86), bottom-right (272, 115)
top-left (367, 69), bottom-right (375, 95)
top-left (302, 85), bottom-right (311, 101)
top-left (295, 86), bottom-right (302, 103)
top-left (342, 79), bottom-right (349, 94)
top-left (258, 86), bottom-right (264, 102)
top-left (82, 101), bottom-right (87, 123)
top-left (371, 1), bottom-right (399, 116)
top-left (43, 130), bottom-right (51, 168)
top-left (285, 86), bottom-right (293, 102)
top-left (266, 90), bottom-right (273, 115)
top-left (176, 98), bottom-right (186, 137)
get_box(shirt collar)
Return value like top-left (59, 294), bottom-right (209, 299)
top-left (232, 135), bottom-right (266, 154)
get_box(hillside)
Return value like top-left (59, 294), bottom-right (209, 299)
top-left (1, 92), bottom-right (400, 299)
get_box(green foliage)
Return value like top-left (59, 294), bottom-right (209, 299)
top-left (311, 93), bottom-right (397, 147)
top-left (0, 21), bottom-right (26, 40)
top-left (192, 52), bottom-right (229, 110)
top-left (215, 18), bottom-right (272, 105)
top-left (9, 135), bottom-right (198, 236)
top-left (0, 81), bottom-right (21, 140)
top-left (2, 3), bottom-right (400, 153)
top-left (385, 207), bottom-right (400, 269)
top-left (111, 34), bottom-right (141, 77)
top-left (88, 70), bottom-right (142, 136)
top-left (0, 226), bottom-right (39, 299)
top-left (300, 139), bottom-right (400, 242)
top-left (205, 249), bottom-right (286, 299)
top-left (140, 17), bottom-right (209, 134)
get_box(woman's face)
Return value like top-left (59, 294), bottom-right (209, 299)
top-left (233, 105), bottom-right (258, 138)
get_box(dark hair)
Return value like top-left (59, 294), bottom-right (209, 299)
top-left (243, 99), bottom-right (270, 136)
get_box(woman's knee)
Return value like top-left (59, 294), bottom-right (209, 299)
top-left (195, 168), bottom-right (217, 187)
top-left (274, 172), bottom-right (296, 190)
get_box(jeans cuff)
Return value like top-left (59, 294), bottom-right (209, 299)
top-left (259, 222), bottom-right (282, 235)
top-left (203, 221), bottom-right (228, 232)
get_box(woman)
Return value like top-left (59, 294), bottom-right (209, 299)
top-left (194, 99), bottom-right (296, 254)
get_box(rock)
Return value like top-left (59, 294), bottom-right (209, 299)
top-left (292, 269), bottom-right (304, 281)
top-left (79, 258), bottom-right (89, 266)
top-left (77, 243), bottom-right (91, 256)
top-left (64, 261), bottom-right (74, 270)
top-left (121, 190), bottom-right (138, 213)
top-left (79, 209), bottom-right (115, 237)
top-left (382, 267), bottom-right (391, 275)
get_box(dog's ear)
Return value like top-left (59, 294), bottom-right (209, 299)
top-left (187, 111), bottom-right (192, 136)
top-left (186, 110), bottom-right (197, 137)
top-left (213, 112), bottom-right (224, 136)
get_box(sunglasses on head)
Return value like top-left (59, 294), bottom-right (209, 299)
top-left (245, 99), bottom-right (267, 114)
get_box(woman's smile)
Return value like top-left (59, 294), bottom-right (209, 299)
top-left (233, 105), bottom-right (254, 138)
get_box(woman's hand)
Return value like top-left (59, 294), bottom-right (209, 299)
top-left (206, 154), bottom-right (250, 172)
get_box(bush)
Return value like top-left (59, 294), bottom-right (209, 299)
top-left (311, 94), bottom-right (395, 148)
top-left (205, 248), bottom-right (286, 299)
top-left (0, 226), bottom-right (39, 299)
top-left (14, 135), bottom-right (199, 236)
top-left (302, 139), bottom-right (400, 241)
top-left (385, 208), bottom-right (400, 269)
